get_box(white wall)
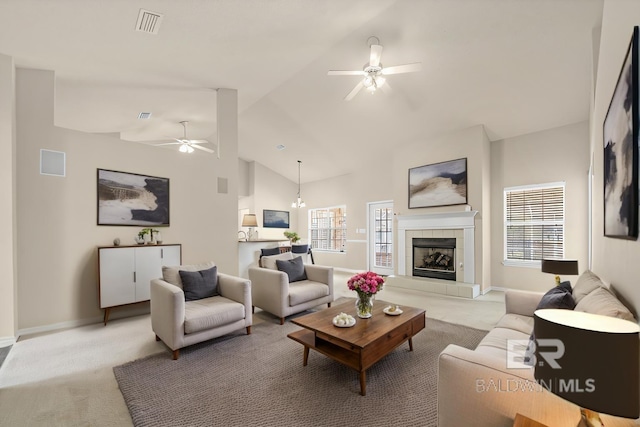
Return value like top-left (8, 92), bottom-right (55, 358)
top-left (0, 53), bottom-right (16, 342)
top-left (591, 0), bottom-right (640, 315)
top-left (15, 69), bottom-right (239, 331)
top-left (490, 122), bottom-right (590, 292)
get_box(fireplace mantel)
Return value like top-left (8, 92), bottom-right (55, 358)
top-left (397, 211), bottom-right (478, 286)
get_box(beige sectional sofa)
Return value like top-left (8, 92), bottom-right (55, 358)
top-left (437, 270), bottom-right (636, 427)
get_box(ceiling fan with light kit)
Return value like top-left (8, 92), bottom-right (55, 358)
top-left (328, 36), bottom-right (422, 101)
top-left (151, 121), bottom-right (217, 156)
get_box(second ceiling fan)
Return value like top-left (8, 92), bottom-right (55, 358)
top-left (328, 36), bottom-right (421, 101)
top-left (155, 121), bottom-right (215, 154)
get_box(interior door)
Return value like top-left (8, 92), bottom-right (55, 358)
top-left (368, 201), bottom-right (394, 276)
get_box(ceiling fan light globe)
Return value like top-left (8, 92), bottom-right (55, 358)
top-left (363, 76), bottom-right (374, 88)
top-left (179, 144), bottom-right (188, 153)
top-left (187, 145), bottom-right (194, 154)
top-left (375, 76), bottom-right (386, 87)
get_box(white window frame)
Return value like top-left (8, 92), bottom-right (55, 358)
top-left (308, 205), bottom-right (347, 253)
top-left (503, 182), bottom-right (565, 268)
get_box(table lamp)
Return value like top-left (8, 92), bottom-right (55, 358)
top-left (541, 259), bottom-right (579, 285)
top-left (241, 214), bottom-right (258, 241)
top-left (533, 309), bottom-right (639, 427)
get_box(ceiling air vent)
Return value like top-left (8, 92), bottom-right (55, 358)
top-left (135, 9), bottom-right (163, 35)
top-left (138, 112), bottom-right (152, 119)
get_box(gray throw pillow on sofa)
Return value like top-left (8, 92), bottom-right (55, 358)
top-left (572, 270), bottom-right (604, 304)
top-left (276, 256), bottom-right (307, 283)
top-left (179, 266), bottom-right (218, 301)
top-left (535, 281), bottom-right (576, 310)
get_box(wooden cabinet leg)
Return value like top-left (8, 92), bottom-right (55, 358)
top-left (359, 371), bottom-right (367, 396)
top-left (103, 308), bottom-right (111, 326)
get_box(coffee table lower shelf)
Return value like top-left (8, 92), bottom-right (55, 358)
top-left (288, 328), bottom-right (414, 396)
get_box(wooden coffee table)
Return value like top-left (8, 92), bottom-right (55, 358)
top-left (287, 299), bottom-right (426, 395)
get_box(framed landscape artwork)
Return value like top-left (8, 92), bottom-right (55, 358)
top-left (408, 158), bottom-right (467, 209)
top-left (97, 169), bottom-right (170, 226)
top-left (263, 209), bottom-right (290, 228)
top-left (603, 26), bottom-right (639, 239)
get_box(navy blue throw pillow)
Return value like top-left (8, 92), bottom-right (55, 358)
top-left (536, 281), bottom-right (576, 310)
top-left (179, 266), bottom-right (218, 301)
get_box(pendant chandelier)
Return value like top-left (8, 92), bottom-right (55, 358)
top-left (292, 160), bottom-right (306, 208)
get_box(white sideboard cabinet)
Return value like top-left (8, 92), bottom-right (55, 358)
top-left (98, 244), bottom-right (181, 325)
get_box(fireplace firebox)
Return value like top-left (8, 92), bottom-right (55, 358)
top-left (412, 237), bottom-right (456, 281)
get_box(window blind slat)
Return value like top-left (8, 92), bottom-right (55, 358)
top-left (505, 184), bottom-right (565, 262)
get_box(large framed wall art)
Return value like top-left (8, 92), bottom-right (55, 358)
top-left (603, 26), bottom-right (639, 239)
top-left (408, 158), bottom-right (467, 209)
top-left (97, 169), bottom-right (170, 226)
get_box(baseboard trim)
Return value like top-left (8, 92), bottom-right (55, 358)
top-left (17, 316), bottom-right (104, 338)
top-left (0, 337), bottom-right (16, 348)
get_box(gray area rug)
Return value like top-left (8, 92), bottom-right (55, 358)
top-left (114, 317), bottom-right (486, 427)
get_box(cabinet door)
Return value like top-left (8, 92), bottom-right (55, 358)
top-left (99, 248), bottom-right (135, 308)
top-left (134, 246), bottom-right (162, 302)
top-left (160, 245), bottom-right (181, 267)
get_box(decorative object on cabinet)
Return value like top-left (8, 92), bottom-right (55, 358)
top-left (603, 26), bottom-right (639, 240)
top-left (113, 238), bottom-right (121, 246)
top-left (97, 169), bottom-right (170, 226)
top-left (263, 209), bottom-right (290, 228)
top-left (408, 158), bottom-right (467, 209)
top-left (98, 243), bottom-right (181, 325)
top-left (241, 214), bottom-right (258, 240)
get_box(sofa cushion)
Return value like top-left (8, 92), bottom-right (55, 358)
top-left (574, 286), bottom-right (635, 321)
top-left (572, 270), bottom-right (604, 304)
top-left (162, 261), bottom-right (216, 288)
top-left (180, 266), bottom-right (218, 301)
top-left (535, 282), bottom-right (575, 310)
top-left (276, 256), bottom-right (308, 282)
top-left (476, 327), bottom-right (531, 353)
top-left (260, 252), bottom-right (293, 270)
top-left (184, 296), bottom-right (245, 334)
top-left (288, 281), bottom-right (329, 306)
top-left (494, 313), bottom-right (535, 335)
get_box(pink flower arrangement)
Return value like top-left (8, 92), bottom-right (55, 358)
top-left (347, 271), bottom-right (384, 295)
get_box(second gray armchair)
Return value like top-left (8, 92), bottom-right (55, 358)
top-left (249, 252), bottom-right (333, 324)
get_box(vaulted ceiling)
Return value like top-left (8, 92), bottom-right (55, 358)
top-left (0, 0), bottom-right (603, 183)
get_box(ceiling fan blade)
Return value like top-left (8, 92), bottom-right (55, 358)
top-left (192, 144), bottom-right (215, 154)
top-left (189, 139), bottom-right (209, 144)
top-left (344, 81), bottom-right (364, 101)
top-left (328, 70), bottom-right (365, 76)
top-left (379, 81), bottom-right (393, 94)
top-left (152, 142), bottom-right (182, 146)
top-left (370, 44), bottom-right (383, 67)
top-left (381, 63), bottom-right (422, 75)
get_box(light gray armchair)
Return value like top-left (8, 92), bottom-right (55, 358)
top-left (151, 261), bottom-right (252, 360)
top-left (248, 252), bottom-right (333, 325)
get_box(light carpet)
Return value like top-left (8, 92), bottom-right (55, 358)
top-left (114, 317), bottom-right (487, 427)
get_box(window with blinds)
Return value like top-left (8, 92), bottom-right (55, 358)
top-left (309, 206), bottom-right (347, 252)
top-left (504, 183), bottom-right (565, 264)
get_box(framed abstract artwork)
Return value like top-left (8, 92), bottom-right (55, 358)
top-left (408, 158), bottom-right (467, 209)
top-left (97, 169), bottom-right (170, 226)
top-left (603, 26), bottom-right (639, 239)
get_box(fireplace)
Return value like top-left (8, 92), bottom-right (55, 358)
top-left (412, 238), bottom-right (456, 281)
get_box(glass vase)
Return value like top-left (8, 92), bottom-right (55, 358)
top-left (355, 292), bottom-right (374, 318)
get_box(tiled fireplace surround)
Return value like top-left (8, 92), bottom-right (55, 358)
top-left (388, 211), bottom-right (480, 299)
